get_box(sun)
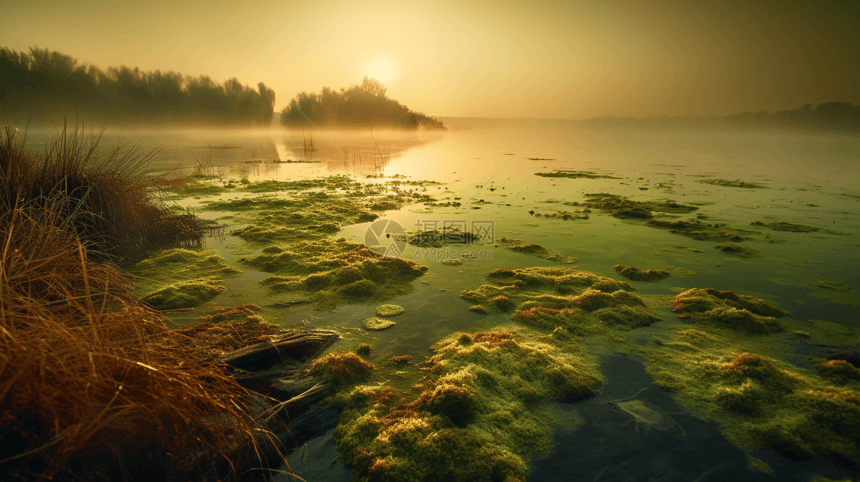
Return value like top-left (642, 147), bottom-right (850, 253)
top-left (365, 57), bottom-right (398, 84)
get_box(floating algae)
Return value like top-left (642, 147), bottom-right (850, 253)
top-left (645, 219), bottom-right (750, 242)
top-left (613, 264), bottom-right (671, 282)
top-left (396, 227), bottom-right (483, 248)
top-left (376, 304), bottom-right (405, 317)
top-left (580, 193), bottom-right (698, 219)
top-left (243, 238), bottom-right (428, 310)
top-left (532, 210), bottom-right (589, 221)
top-left (125, 248), bottom-right (242, 297)
top-left (646, 325), bottom-right (860, 474)
top-left (535, 170), bottom-right (621, 179)
top-left (460, 267), bottom-right (661, 334)
top-left (332, 329), bottom-right (602, 481)
top-left (497, 237), bottom-right (577, 263)
top-left (362, 317), bottom-right (396, 331)
top-left (671, 288), bottom-right (789, 334)
top-left (750, 220), bottom-right (843, 235)
top-left (697, 179), bottom-right (767, 189)
top-left (713, 244), bottom-right (763, 258)
top-left (141, 277), bottom-right (226, 310)
top-left (606, 388), bottom-right (686, 437)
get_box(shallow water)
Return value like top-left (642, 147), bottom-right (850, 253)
top-left (33, 119), bottom-right (858, 480)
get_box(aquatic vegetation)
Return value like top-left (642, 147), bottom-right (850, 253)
top-left (645, 219), bottom-right (750, 242)
top-left (441, 258), bottom-right (464, 266)
top-left (461, 267), bottom-right (660, 334)
top-left (535, 170), bottom-right (620, 179)
top-left (397, 227), bottom-right (483, 247)
top-left (376, 304), bottom-right (405, 316)
top-left (581, 193), bottom-right (698, 219)
top-left (532, 209), bottom-right (590, 220)
top-left (818, 280), bottom-right (851, 291)
top-left (697, 179), bottom-right (767, 189)
top-left (125, 248), bottom-right (242, 296)
top-left (613, 264), bottom-right (671, 281)
top-left (245, 238), bottom-right (428, 310)
top-left (362, 317), bottom-right (396, 331)
top-left (141, 277), bottom-right (226, 310)
top-left (497, 237), bottom-right (577, 263)
top-left (333, 329), bottom-right (602, 481)
top-left (646, 328), bottom-right (860, 472)
top-left (306, 350), bottom-right (375, 386)
top-left (356, 343), bottom-right (373, 357)
top-left (388, 355), bottom-right (413, 365)
top-left (671, 288), bottom-right (788, 333)
top-left (749, 220), bottom-right (839, 234)
top-left (713, 244), bottom-right (763, 258)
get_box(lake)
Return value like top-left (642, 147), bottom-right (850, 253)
top-left (23, 118), bottom-right (860, 481)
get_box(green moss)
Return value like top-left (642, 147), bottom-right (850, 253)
top-left (362, 317), bottom-right (396, 331)
top-left (671, 288), bottom-right (788, 333)
top-left (356, 343), bottom-right (372, 357)
top-left (397, 228), bottom-right (483, 248)
top-left (645, 219), bottom-right (750, 242)
top-left (582, 193), bottom-right (698, 220)
top-left (244, 239), bottom-right (427, 310)
top-left (461, 267), bottom-right (660, 334)
top-left (714, 244), bottom-right (763, 258)
top-left (613, 264), bottom-right (671, 281)
top-left (646, 328), bottom-right (860, 472)
top-left (141, 277), bottom-right (225, 310)
top-left (333, 329), bottom-right (602, 481)
top-left (497, 238), bottom-right (576, 263)
top-left (125, 248), bottom-right (241, 298)
top-left (307, 350), bottom-right (375, 386)
top-left (376, 304), bottom-right (405, 317)
top-left (698, 179), bottom-right (767, 189)
top-left (535, 170), bottom-right (620, 179)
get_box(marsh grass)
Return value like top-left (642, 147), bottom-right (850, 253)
top-left (1, 121), bottom-right (203, 263)
top-left (0, 122), bottom-right (291, 480)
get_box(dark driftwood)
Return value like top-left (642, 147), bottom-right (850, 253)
top-left (221, 329), bottom-right (340, 370)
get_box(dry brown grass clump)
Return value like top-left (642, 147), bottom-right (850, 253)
top-left (0, 124), bottom-right (286, 481)
top-left (0, 122), bottom-right (202, 263)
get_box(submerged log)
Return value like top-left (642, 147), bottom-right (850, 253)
top-left (221, 329), bottom-right (340, 370)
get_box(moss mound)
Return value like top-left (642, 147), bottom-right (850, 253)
top-left (461, 267), bottom-right (660, 334)
top-left (125, 248), bottom-right (241, 297)
top-left (614, 264), bottom-right (671, 281)
top-left (246, 238), bottom-right (427, 310)
top-left (333, 329), bottom-right (602, 481)
top-left (671, 288), bottom-right (789, 333)
top-left (581, 193), bottom-right (698, 219)
top-left (535, 170), bottom-right (620, 179)
top-left (307, 350), bottom-right (375, 387)
top-left (498, 237), bottom-right (576, 263)
top-left (141, 278), bottom-right (226, 310)
top-left (698, 179), bottom-right (767, 189)
top-left (362, 317), bottom-right (396, 331)
top-left (714, 244), bottom-right (763, 258)
top-left (647, 328), bottom-right (860, 472)
top-left (376, 304), bottom-right (405, 317)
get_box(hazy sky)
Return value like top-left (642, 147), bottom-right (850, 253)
top-left (2, 0), bottom-right (858, 119)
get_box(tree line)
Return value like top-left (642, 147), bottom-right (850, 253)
top-left (0, 46), bottom-right (276, 126)
top-left (725, 102), bottom-right (860, 132)
top-left (280, 77), bottom-right (445, 130)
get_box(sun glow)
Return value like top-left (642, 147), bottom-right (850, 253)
top-left (365, 57), bottom-right (398, 84)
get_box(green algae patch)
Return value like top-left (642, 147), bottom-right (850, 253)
top-left (203, 176), bottom-right (438, 244)
top-left (818, 280), bottom-right (852, 291)
top-left (714, 244), bottom-right (763, 258)
top-left (376, 304), bottom-right (405, 317)
top-left (396, 227), bottom-right (483, 248)
top-left (697, 179), bottom-right (767, 189)
top-left (333, 328), bottom-right (602, 481)
top-left (497, 237), bottom-right (577, 264)
top-left (244, 238), bottom-right (428, 310)
top-left (581, 193), bottom-right (698, 220)
top-left (362, 317), bottom-right (396, 331)
top-left (141, 277), bottom-right (226, 310)
top-left (751, 220), bottom-right (817, 233)
top-left (646, 327), bottom-right (860, 472)
top-left (441, 258), bottom-right (464, 266)
top-left (125, 248), bottom-right (242, 297)
top-left (535, 170), bottom-right (620, 179)
top-left (671, 288), bottom-right (789, 334)
top-left (460, 267), bottom-right (660, 336)
top-left (613, 264), bottom-right (670, 281)
top-left (306, 350), bottom-right (375, 387)
top-left (532, 210), bottom-right (589, 221)
top-left (154, 177), bottom-right (234, 199)
top-left (645, 219), bottom-right (751, 242)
